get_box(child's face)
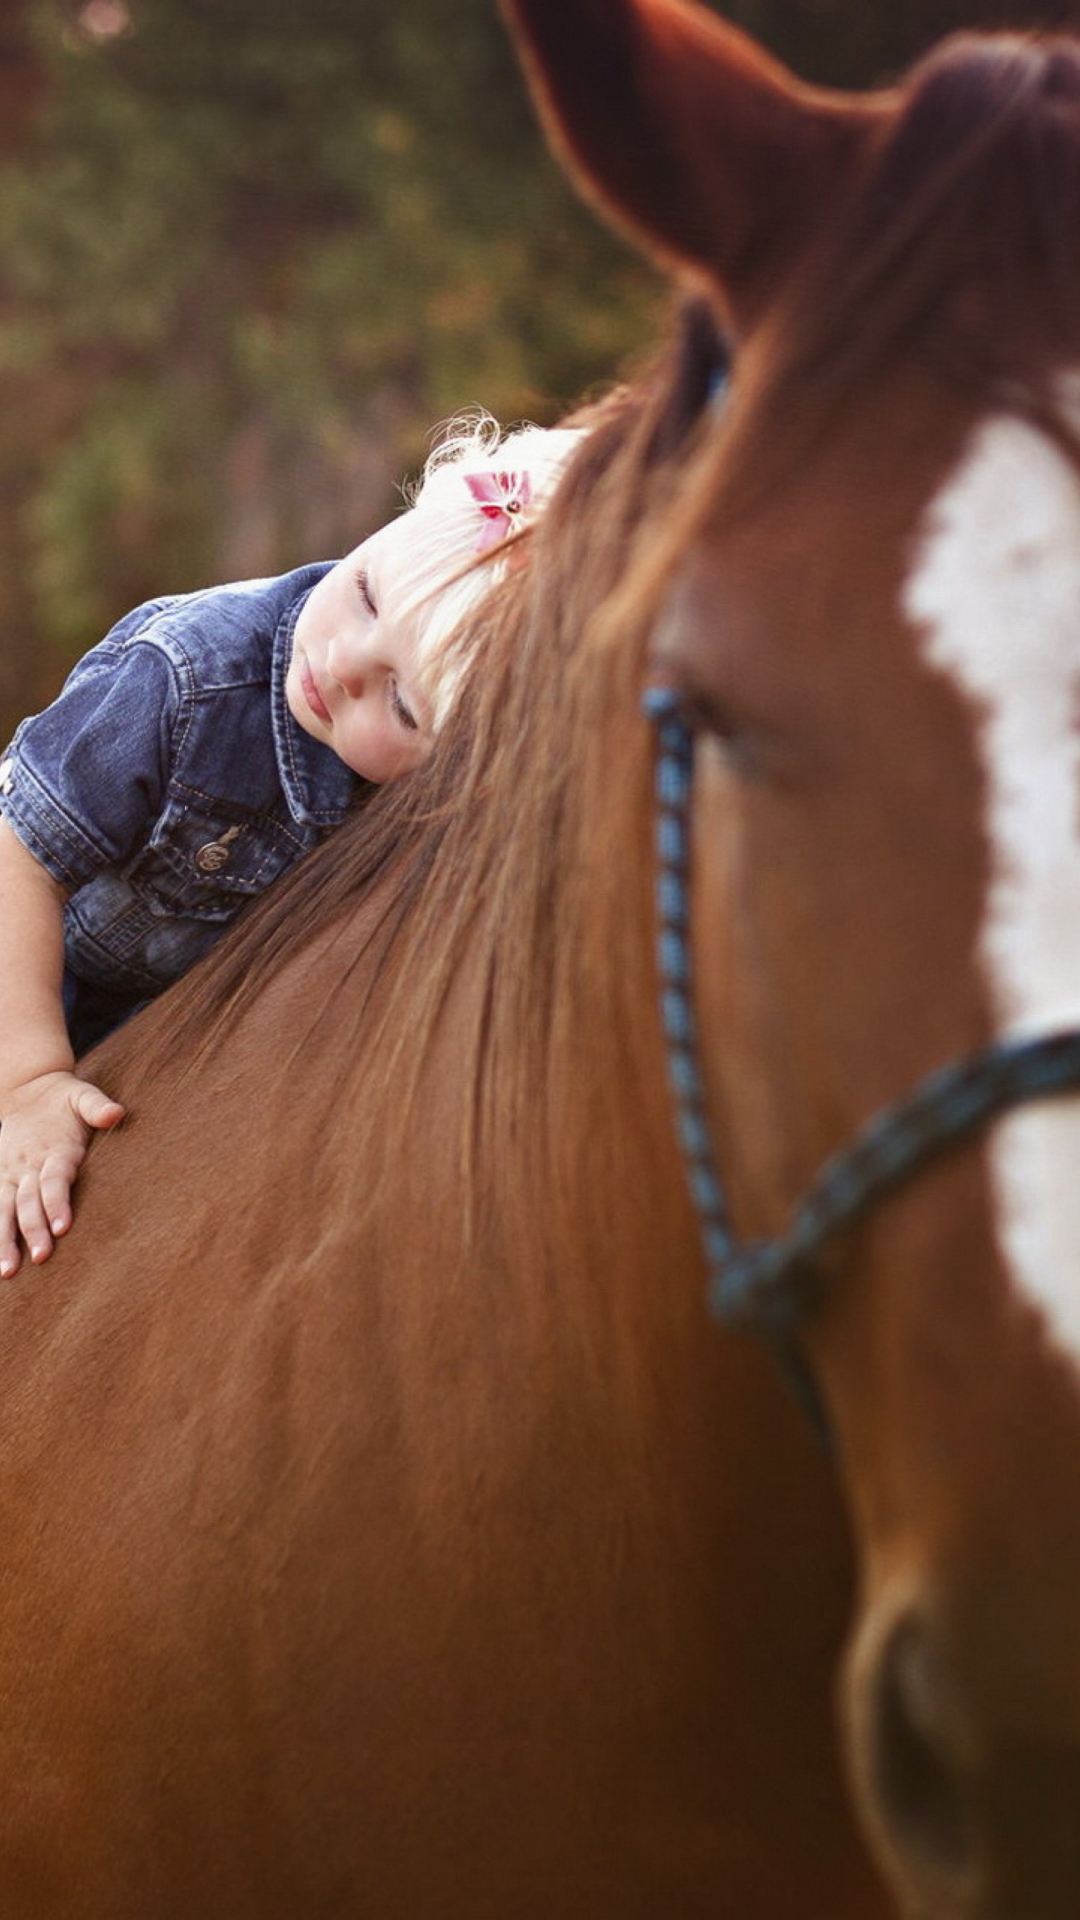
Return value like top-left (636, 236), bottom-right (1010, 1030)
top-left (286, 513), bottom-right (437, 784)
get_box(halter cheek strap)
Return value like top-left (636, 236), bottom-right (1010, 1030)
top-left (645, 685), bottom-right (1080, 1341)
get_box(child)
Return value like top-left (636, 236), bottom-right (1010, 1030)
top-left (0, 413), bottom-right (584, 1278)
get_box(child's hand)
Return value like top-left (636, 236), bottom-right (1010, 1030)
top-left (0, 1071), bottom-right (125, 1277)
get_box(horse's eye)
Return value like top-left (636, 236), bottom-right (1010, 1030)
top-left (692, 691), bottom-right (758, 769)
top-left (654, 682), bottom-right (761, 780)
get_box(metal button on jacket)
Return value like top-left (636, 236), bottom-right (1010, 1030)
top-left (194, 825), bottom-right (242, 873)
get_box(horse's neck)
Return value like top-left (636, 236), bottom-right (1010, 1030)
top-left (6, 829), bottom-right (873, 1920)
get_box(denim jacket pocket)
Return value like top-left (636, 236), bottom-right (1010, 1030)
top-left (125, 796), bottom-right (309, 922)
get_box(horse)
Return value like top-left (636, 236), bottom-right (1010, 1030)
top-left (0, 3), bottom-right (1075, 1917)
top-left (501, 0), bottom-right (1080, 1914)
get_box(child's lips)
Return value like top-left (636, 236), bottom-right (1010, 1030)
top-left (300, 656), bottom-right (332, 724)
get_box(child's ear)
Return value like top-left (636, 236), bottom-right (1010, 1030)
top-left (500, 0), bottom-right (886, 333)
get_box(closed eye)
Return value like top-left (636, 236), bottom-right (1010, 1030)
top-left (388, 676), bottom-right (418, 732)
top-left (357, 567), bottom-right (377, 617)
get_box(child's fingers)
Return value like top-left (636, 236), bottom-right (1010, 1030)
top-left (73, 1087), bottom-right (125, 1132)
top-left (0, 1084), bottom-right (117, 1275)
top-left (0, 1183), bottom-right (20, 1279)
top-left (38, 1162), bottom-right (75, 1240)
top-left (14, 1173), bottom-right (54, 1266)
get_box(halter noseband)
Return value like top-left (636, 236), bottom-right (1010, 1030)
top-left (646, 685), bottom-right (1080, 1341)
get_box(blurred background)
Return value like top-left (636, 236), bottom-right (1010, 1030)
top-left (0, 0), bottom-right (1073, 737)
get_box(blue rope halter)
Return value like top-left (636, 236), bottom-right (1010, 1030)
top-left (645, 685), bottom-right (1080, 1341)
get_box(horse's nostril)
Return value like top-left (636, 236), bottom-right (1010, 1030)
top-left (867, 1613), bottom-right (978, 1889)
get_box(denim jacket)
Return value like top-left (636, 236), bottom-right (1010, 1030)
top-left (0, 564), bottom-right (359, 1016)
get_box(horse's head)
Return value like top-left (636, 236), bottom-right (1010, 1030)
top-left (504, 1), bottom-right (1080, 1910)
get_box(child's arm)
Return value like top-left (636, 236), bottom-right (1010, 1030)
top-left (0, 820), bottom-right (125, 1276)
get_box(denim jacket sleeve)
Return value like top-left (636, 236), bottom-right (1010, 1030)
top-left (0, 599), bottom-right (183, 890)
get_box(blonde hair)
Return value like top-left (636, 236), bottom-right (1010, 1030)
top-left (395, 410), bottom-right (586, 722)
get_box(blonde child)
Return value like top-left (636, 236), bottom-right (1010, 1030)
top-left (0, 415), bottom-right (583, 1277)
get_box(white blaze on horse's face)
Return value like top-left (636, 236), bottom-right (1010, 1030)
top-left (906, 396), bottom-right (1080, 1370)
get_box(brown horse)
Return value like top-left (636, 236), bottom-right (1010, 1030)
top-left (504, 0), bottom-right (1080, 1915)
top-left (0, 4), bottom-right (1078, 1918)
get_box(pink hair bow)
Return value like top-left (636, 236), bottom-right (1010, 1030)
top-left (465, 470), bottom-right (533, 552)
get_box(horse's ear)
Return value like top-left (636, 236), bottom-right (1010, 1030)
top-left (500, 0), bottom-right (886, 332)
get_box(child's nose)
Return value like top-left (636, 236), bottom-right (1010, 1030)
top-left (327, 636), bottom-right (366, 695)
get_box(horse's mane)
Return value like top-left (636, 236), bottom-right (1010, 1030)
top-left (100, 304), bottom-right (726, 1262)
top-left (835, 31), bottom-right (1080, 370)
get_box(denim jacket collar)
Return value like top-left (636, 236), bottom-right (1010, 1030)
top-left (271, 581), bottom-right (361, 828)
